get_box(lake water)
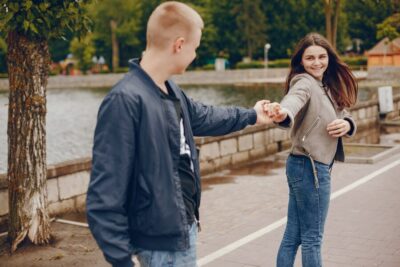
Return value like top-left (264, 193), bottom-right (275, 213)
top-left (0, 83), bottom-right (398, 173)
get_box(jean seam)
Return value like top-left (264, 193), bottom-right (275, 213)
top-left (316, 186), bottom-right (322, 267)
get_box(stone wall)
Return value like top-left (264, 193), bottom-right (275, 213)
top-left (0, 68), bottom-right (289, 91)
top-left (367, 66), bottom-right (400, 81)
top-left (0, 69), bottom-right (367, 91)
top-left (0, 95), bottom-right (395, 227)
top-left (0, 159), bottom-right (91, 227)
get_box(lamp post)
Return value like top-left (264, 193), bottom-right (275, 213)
top-left (264, 43), bottom-right (271, 69)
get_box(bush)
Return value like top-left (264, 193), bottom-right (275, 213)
top-left (114, 67), bottom-right (129, 73)
top-left (235, 61), bottom-right (265, 69)
top-left (197, 64), bottom-right (215, 71)
top-left (268, 58), bottom-right (290, 68)
top-left (342, 56), bottom-right (367, 69)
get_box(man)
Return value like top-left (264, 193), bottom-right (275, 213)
top-left (86, 2), bottom-right (272, 266)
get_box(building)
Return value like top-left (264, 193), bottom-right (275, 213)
top-left (366, 37), bottom-right (400, 67)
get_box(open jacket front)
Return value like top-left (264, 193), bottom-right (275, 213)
top-left (278, 73), bottom-right (357, 164)
top-left (86, 59), bottom-right (257, 267)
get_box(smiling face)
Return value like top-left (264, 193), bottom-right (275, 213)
top-left (301, 45), bottom-right (329, 81)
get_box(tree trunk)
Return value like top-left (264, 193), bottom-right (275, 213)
top-left (324, 0), bottom-right (341, 49)
top-left (324, 0), bottom-right (333, 45)
top-left (110, 20), bottom-right (119, 72)
top-left (7, 31), bottom-right (50, 252)
top-left (332, 0), bottom-right (341, 48)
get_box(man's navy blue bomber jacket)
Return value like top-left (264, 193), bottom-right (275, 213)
top-left (86, 59), bottom-right (257, 267)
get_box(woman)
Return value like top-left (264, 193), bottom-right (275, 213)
top-left (267, 33), bottom-right (358, 267)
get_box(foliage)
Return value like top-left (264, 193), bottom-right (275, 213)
top-left (341, 56), bottom-right (367, 67)
top-left (0, 0), bottom-right (92, 40)
top-left (185, 0), bottom-right (218, 67)
top-left (235, 59), bottom-right (291, 69)
top-left (235, 61), bottom-right (265, 69)
top-left (49, 36), bottom-right (74, 63)
top-left (0, 36), bottom-right (6, 73)
top-left (268, 58), bottom-right (290, 68)
top-left (261, 0), bottom-right (325, 59)
top-left (234, 0), bottom-right (267, 59)
top-left (196, 63), bottom-right (215, 70)
top-left (209, 0), bottom-right (242, 65)
top-left (377, 13), bottom-right (400, 41)
top-left (88, 0), bottom-right (142, 68)
top-left (70, 34), bottom-right (96, 73)
top-left (344, 0), bottom-right (395, 51)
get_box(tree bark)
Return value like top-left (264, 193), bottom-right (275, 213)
top-left (332, 0), bottom-right (341, 48)
top-left (110, 20), bottom-right (119, 72)
top-left (324, 0), bottom-right (333, 45)
top-left (324, 0), bottom-right (341, 49)
top-left (7, 31), bottom-right (50, 252)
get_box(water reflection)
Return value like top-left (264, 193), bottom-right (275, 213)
top-left (0, 84), bottom-right (399, 173)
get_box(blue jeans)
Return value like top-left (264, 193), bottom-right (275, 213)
top-left (133, 223), bottom-right (198, 267)
top-left (277, 154), bottom-right (332, 267)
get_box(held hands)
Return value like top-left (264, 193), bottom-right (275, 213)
top-left (257, 101), bottom-right (350, 137)
top-left (327, 119), bottom-right (351, 137)
top-left (254, 100), bottom-right (273, 125)
top-left (264, 102), bottom-right (288, 123)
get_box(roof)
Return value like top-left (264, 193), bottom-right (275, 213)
top-left (366, 37), bottom-right (400, 56)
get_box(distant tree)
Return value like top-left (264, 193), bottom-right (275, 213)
top-left (0, 36), bottom-right (6, 73)
top-left (89, 0), bottom-right (142, 71)
top-left (48, 34), bottom-right (74, 63)
top-left (261, 0), bottom-right (326, 58)
top-left (0, 0), bottom-right (92, 252)
top-left (344, 0), bottom-right (394, 51)
top-left (324, 0), bottom-right (341, 48)
top-left (377, 13), bottom-right (400, 40)
top-left (180, 0), bottom-right (218, 67)
top-left (209, 0), bottom-right (242, 64)
top-left (235, 0), bottom-right (267, 60)
top-left (70, 34), bottom-right (96, 73)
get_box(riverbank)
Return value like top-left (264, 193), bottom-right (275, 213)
top-left (0, 68), bottom-right (368, 91)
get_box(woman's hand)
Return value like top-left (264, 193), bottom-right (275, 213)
top-left (264, 102), bottom-right (288, 123)
top-left (327, 119), bottom-right (350, 137)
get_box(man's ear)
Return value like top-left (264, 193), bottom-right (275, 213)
top-left (173, 37), bottom-right (185, 53)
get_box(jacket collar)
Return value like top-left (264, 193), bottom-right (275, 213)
top-left (128, 58), bottom-right (176, 97)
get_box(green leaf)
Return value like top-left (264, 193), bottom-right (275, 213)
top-left (25, 1), bottom-right (33, 10)
top-left (3, 11), bottom-right (14, 24)
top-left (29, 23), bottom-right (38, 34)
top-left (23, 20), bottom-right (29, 31)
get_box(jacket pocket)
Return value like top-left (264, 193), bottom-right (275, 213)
top-left (133, 175), bottom-right (152, 214)
top-left (301, 116), bottom-right (320, 143)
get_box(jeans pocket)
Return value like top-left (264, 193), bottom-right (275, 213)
top-left (286, 155), bottom-right (305, 184)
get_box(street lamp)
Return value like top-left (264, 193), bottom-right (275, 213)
top-left (264, 43), bottom-right (271, 69)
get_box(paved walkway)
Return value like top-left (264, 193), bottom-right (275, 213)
top-left (1, 142), bottom-right (399, 266)
top-left (197, 150), bottom-right (400, 266)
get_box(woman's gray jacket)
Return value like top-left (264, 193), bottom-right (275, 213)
top-left (278, 73), bottom-right (357, 164)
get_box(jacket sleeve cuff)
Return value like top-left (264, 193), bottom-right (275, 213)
top-left (249, 109), bottom-right (258, 125)
top-left (276, 108), bottom-right (293, 129)
top-left (344, 117), bottom-right (356, 137)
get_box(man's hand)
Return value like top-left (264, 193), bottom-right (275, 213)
top-left (264, 102), bottom-right (288, 123)
top-left (253, 100), bottom-right (272, 125)
top-left (327, 119), bottom-right (350, 137)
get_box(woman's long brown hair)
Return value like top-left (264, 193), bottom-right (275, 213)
top-left (284, 33), bottom-right (358, 109)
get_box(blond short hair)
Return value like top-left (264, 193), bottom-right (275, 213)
top-left (146, 1), bottom-right (204, 49)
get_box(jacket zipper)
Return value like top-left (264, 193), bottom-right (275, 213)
top-left (302, 116), bottom-right (320, 142)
